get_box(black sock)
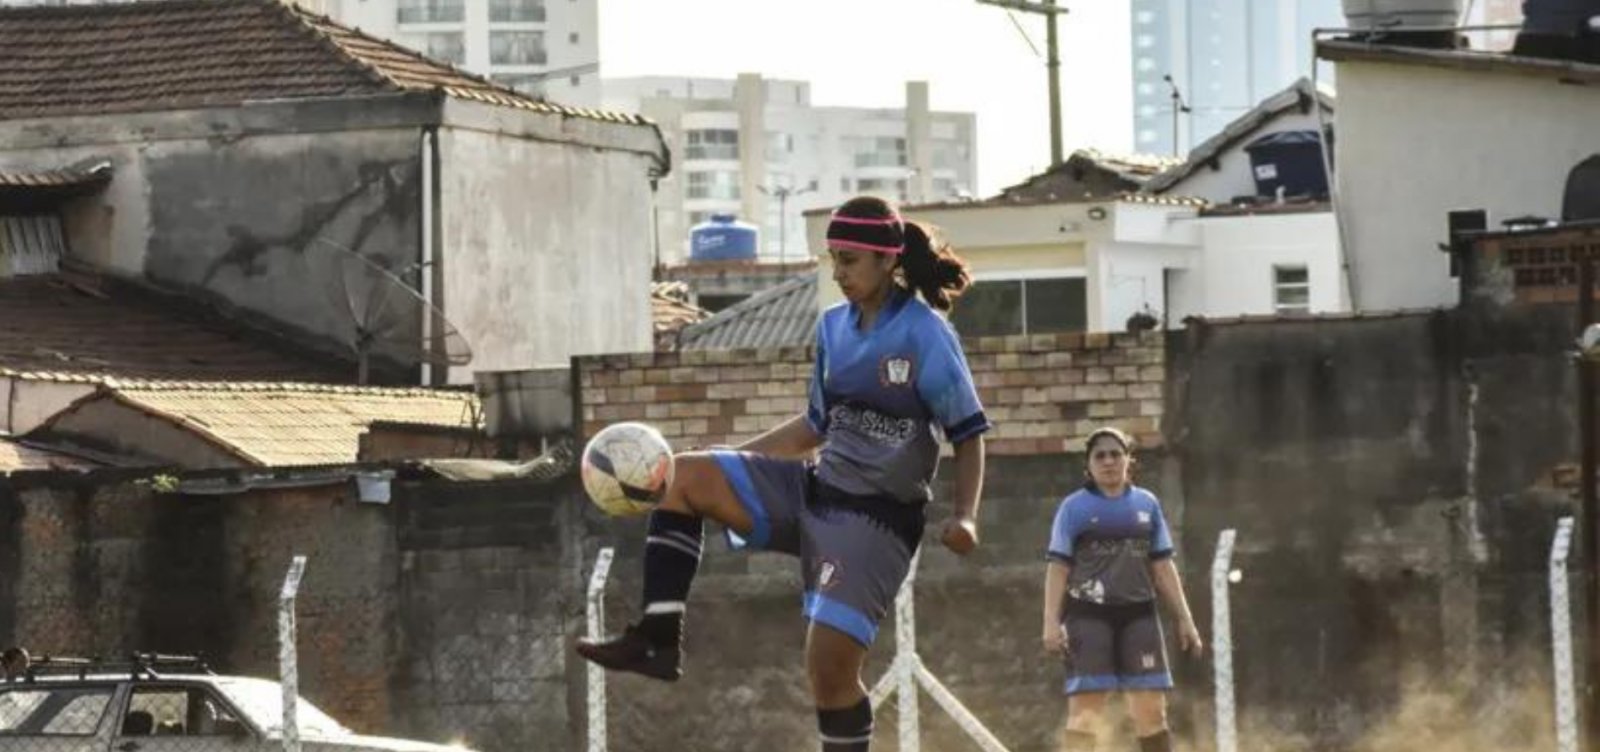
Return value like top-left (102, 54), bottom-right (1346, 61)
top-left (817, 698), bottom-right (873, 751)
top-left (1062, 729), bottom-right (1098, 751)
top-left (1138, 729), bottom-right (1172, 752)
top-left (638, 509), bottom-right (703, 646)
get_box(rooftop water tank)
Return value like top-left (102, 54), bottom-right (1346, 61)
top-left (1342, 0), bottom-right (1464, 47)
top-left (689, 214), bottom-right (759, 262)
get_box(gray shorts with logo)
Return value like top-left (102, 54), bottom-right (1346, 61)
top-left (1061, 598), bottom-right (1173, 694)
top-left (711, 450), bottom-right (921, 647)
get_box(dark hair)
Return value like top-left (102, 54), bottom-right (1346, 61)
top-left (833, 196), bottom-right (971, 312)
top-left (1084, 427), bottom-right (1133, 453)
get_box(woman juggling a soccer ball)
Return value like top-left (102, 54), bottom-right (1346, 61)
top-left (1042, 427), bottom-right (1203, 752)
top-left (577, 195), bottom-right (990, 752)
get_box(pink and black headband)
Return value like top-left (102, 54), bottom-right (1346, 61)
top-left (826, 212), bottom-right (905, 255)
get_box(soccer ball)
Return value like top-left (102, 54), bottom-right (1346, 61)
top-left (580, 422), bottom-right (675, 517)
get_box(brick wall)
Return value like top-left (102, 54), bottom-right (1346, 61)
top-left (576, 331), bottom-right (1165, 453)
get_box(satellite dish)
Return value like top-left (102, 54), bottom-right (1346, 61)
top-left (305, 238), bottom-right (472, 384)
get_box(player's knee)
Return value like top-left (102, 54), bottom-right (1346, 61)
top-left (1127, 693), bottom-right (1168, 735)
top-left (1065, 693), bottom-right (1109, 733)
top-left (806, 655), bottom-right (860, 705)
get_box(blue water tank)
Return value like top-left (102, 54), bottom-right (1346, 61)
top-left (689, 214), bottom-right (759, 262)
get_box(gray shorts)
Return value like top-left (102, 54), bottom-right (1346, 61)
top-left (1061, 599), bottom-right (1173, 694)
top-left (711, 450), bottom-right (922, 647)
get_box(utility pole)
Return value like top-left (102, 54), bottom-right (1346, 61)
top-left (1580, 257), bottom-right (1599, 752)
top-left (1163, 74), bottom-right (1192, 157)
top-left (977, 0), bottom-right (1071, 165)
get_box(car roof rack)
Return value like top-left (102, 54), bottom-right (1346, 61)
top-left (9, 652), bottom-right (213, 683)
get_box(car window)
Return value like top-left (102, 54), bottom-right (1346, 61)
top-left (122, 686), bottom-right (246, 737)
top-left (0, 685), bottom-right (115, 736)
top-left (209, 678), bottom-right (346, 738)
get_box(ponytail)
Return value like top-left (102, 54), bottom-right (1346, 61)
top-left (899, 220), bottom-right (971, 312)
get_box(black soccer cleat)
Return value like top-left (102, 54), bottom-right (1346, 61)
top-left (575, 624), bottom-right (682, 682)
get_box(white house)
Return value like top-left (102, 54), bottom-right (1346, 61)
top-left (1319, 38), bottom-right (1600, 311)
top-left (800, 79), bottom-right (1346, 335)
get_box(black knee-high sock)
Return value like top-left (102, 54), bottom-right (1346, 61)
top-left (1137, 729), bottom-right (1172, 752)
top-left (638, 509), bottom-right (703, 646)
top-left (817, 698), bottom-right (873, 751)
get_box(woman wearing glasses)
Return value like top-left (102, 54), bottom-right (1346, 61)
top-left (1041, 427), bottom-right (1202, 752)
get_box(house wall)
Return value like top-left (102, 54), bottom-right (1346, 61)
top-left (0, 378), bottom-right (95, 435)
top-left (0, 96), bottom-right (437, 371)
top-left (436, 102), bottom-right (660, 376)
top-left (35, 399), bottom-right (246, 469)
top-left (1177, 210), bottom-right (1345, 318)
top-left (1333, 59), bottom-right (1600, 311)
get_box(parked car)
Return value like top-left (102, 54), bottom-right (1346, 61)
top-left (0, 654), bottom-right (472, 752)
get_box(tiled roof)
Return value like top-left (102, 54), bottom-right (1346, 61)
top-left (998, 149), bottom-right (1183, 203)
top-left (679, 274), bottom-right (818, 351)
top-left (0, 160), bottom-right (112, 188)
top-left (1143, 77), bottom-right (1334, 194)
top-left (0, 437), bottom-right (101, 474)
top-left (0, 0), bottom-right (652, 126)
top-left (651, 281), bottom-right (711, 337)
top-left (53, 381), bottom-right (479, 467)
top-left (0, 274), bottom-right (349, 382)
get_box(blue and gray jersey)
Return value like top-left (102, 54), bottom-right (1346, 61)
top-left (806, 290), bottom-right (990, 505)
top-left (1047, 486), bottom-right (1174, 605)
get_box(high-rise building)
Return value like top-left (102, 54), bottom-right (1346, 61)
top-left (606, 75), bottom-right (978, 266)
top-left (1130, 0), bottom-right (1344, 156)
top-left (320, 0), bottom-right (599, 107)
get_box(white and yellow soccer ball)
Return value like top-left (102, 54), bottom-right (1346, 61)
top-left (580, 422), bottom-right (675, 516)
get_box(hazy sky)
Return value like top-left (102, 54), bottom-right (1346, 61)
top-left (598, 0), bottom-right (1134, 197)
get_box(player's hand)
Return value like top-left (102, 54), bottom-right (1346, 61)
top-left (941, 516), bottom-right (979, 555)
top-left (1177, 620), bottom-right (1204, 658)
top-left (1042, 624), bottom-right (1069, 655)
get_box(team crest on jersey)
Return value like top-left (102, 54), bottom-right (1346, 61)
top-left (817, 559), bottom-right (843, 591)
top-left (1137, 511), bottom-right (1151, 525)
top-left (880, 355), bottom-right (914, 387)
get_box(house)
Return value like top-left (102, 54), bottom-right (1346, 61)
top-left (997, 149), bottom-right (1182, 203)
top-left (0, 0), bottom-right (669, 383)
top-left (27, 381), bottom-right (478, 470)
top-left (676, 274), bottom-right (818, 350)
top-left (1318, 34), bottom-right (1600, 311)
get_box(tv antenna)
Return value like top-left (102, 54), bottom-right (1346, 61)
top-left (305, 238), bottom-right (472, 384)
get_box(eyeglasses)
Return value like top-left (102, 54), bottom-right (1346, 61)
top-left (1091, 449), bottom-right (1125, 461)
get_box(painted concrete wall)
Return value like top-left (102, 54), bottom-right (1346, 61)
top-left (1334, 59), bottom-right (1600, 311)
top-left (0, 97), bottom-right (436, 374)
top-left (1177, 210), bottom-right (1345, 318)
top-left (0, 379), bottom-right (94, 436)
top-left (437, 114), bottom-right (657, 375)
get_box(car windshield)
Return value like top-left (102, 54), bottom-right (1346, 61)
top-left (209, 678), bottom-right (348, 738)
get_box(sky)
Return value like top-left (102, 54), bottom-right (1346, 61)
top-left (598, 0), bottom-right (1133, 197)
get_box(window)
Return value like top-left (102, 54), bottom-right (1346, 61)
top-left (686, 129), bottom-right (739, 161)
top-left (765, 132), bottom-right (794, 163)
top-left (686, 171), bottom-right (739, 200)
top-left (853, 136), bottom-right (907, 168)
top-left (839, 177), bottom-right (852, 193)
top-left (490, 31), bottom-right (547, 65)
top-left (397, 0), bottom-right (463, 23)
top-left (949, 277), bottom-right (1087, 337)
top-left (687, 211), bottom-right (715, 226)
top-left (0, 686), bottom-right (114, 736)
top-left (1274, 266), bottom-right (1311, 314)
top-left (493, 74), bottom-right (545, 96)
top-left (122, 687), bottom-right (246, 737)
top-left (569, 31), bottom-right (580, 44)
top-left (490, 0), bottom-right (545, 22)
top-left (856, 178), bottom-right (907, 201)
top-left (409, 32), bottom-right (464, 64)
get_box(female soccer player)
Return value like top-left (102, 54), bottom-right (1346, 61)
top-left (578, 195), bottom-right (989, 752)
top-left (1042, 427), bottom-right (1202, 752)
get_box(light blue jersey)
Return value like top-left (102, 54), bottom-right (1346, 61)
top-left (806, 289), bottom-right (990, 504)
top-left (1047, 485), bottom-right (1174, 605)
